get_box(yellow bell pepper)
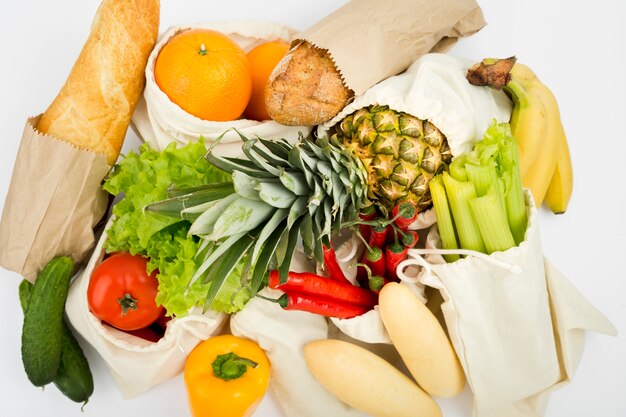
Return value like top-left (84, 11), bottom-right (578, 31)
top-left (184, 334), bottom-right (270, 417)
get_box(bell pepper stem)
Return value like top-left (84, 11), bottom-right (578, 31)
top-left (212, 352), bottom-right (258, 381)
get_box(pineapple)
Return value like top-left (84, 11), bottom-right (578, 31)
top-left (329, 105), bottom-right (452, 213)
top-left (147, 106), bottom-right (452, 309)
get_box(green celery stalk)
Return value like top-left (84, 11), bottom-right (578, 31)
top-left (449, 154), bottom-right (468, 181)
top-left (503, 168), bottom-right (527, 245)
top-left (469, 186), bottom-right (516, 253)
top-left (497, 124), bottom-right (527, 245)
top-left (442, 172), bottom-right (486, 253)
top-left (429, 176), bottom-right (460, 262)
top-left (465, 163), bottom-right (496, 197)
top-left (464, 162), bottom-right (510, 241)
top-left (477, 121), bottom-right (528, 245)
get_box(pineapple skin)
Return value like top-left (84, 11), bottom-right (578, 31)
top-left (329, 105), bottom-right (452, 213)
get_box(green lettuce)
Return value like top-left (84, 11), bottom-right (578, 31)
top-left (103, 141), bottom-right (251, 316)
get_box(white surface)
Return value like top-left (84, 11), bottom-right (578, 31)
top-left (0, 1), bottom-right (624, 416)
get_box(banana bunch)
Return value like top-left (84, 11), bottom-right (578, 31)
top-left (467, 58), bottom-right (573, 213)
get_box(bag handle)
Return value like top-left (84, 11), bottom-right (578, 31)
top-left (397, 248), bottom-right (522, 284)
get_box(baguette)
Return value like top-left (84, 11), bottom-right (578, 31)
top-left (379, 283), bottom-right (466, 398)
top-left (265, 41), bottom-right (353, 126)
top-left (304, 339), bottom-right (442, 417)
top-left (38, 0), bottom-right (160, 165)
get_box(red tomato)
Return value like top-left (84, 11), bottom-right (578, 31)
top-left (88, 253), bottom-right (164, 331)
top-left (155, 313), bottom-right (172, 330)
top-left (125, 326), bottom-right (163, 343)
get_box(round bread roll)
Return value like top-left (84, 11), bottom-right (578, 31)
top-left (265, 41), bottom-right (353, 126)
top-left (379, 282), bottom-right (466, 398)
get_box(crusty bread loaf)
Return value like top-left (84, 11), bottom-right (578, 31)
top-left (38, 0), bottom-right (160, 165)
top-left (265, 41), bottom-right (353, 126)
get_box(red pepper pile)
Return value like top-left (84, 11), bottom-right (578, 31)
top-left (357, 201), bottom-right (419, 288)
top-left (268, 202), bottom-right (419, 320)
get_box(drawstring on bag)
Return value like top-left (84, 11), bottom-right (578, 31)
top-left (397, 248), bottom-right (523, 284)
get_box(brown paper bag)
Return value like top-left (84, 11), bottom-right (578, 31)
top-left (0, 116), bottom-right (110, 281)
top-left (297, 0), bottom-right (486, 95)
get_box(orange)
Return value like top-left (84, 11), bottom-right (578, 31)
top-left (154, 29), bottom-right (252, 121)
top-left (244, 41), bottom-right (290, 121)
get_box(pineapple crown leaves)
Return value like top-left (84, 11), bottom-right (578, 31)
top-left (146, 131), bottom-right (370, 311)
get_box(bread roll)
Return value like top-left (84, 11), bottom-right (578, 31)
top-left (304, 339), bottom-right (442, 417)
top-left (379, 282), bottom-right (466, 398)
top-left (265, 41), bottom-right (353, 126)
top-left (38, 0), bottom-right (160, 165)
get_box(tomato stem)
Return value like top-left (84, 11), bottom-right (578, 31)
top-left (117, 293), bottom-right (138, 316)
top-left (212, 352), bottom-right (258, 381)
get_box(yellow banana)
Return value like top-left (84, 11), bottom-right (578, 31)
top-left (518, 80), bottom-right (560, 208)
top-left (527, 83), bottom-right (573, 213)
top-left (544, 132), bottom-right (573, 213)
top-left (510, 62), bottom-right (537, 82)
top-left (504, 78), bottom-right (548, 180)
top-left (468, 58), bottom-right (572, 211)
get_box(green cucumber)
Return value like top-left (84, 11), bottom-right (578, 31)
top-left (21, 257), bottom-right (74, 386)
top-left (19, 274), bottom-right (94, 404)
top-left (54, 324), bottom-right (94, 405)
top-left (18, 279), bottom-right (32, 311)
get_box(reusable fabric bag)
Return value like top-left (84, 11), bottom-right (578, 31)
top-left (65, 219), bottom-right (227, 399)
top-left (398, 193), bottom-right (617, 417)
top-left (317, 53), bottom-right (513, 158)
top-left (314, 52), bottom-right (512, 346)
top-left (132, 21), bottom-right (312, 156)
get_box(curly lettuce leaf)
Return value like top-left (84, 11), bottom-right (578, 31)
top-left (103, 141), bottom-right (250, 316)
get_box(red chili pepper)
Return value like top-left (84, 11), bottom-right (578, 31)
top-left (402, 230), bottom-right (419, 248)
top-left (368, 223), bottom-right (388, 248)
top-left (387, 225), bottom-right (399, 245)
top-left (368, 275), bottom-right (390, 293)
top-left (277, 293), bottom-right (370, 319)
top-left (268, 270), bottom-right (378, 308)
top-left (386, 242), bottom-right (409, 281)
top-left (322, 243), bottom-right (352, 285)
top-left (355, 262), bottom-right (389, 294)
top-left (357, 247), bottom-right (386, 287)
top-left (392, 202), bottom-right (418, 231)
top-left (358, 206), bottom-right (378, 242)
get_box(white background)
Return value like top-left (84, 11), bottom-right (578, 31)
top-left (1, 1), bottom-right (624, 416)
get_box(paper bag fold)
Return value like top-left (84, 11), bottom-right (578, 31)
top-left (0, 116), bottom-right (110, 281)
top-left (297, 0), bottom-right (486, 95)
